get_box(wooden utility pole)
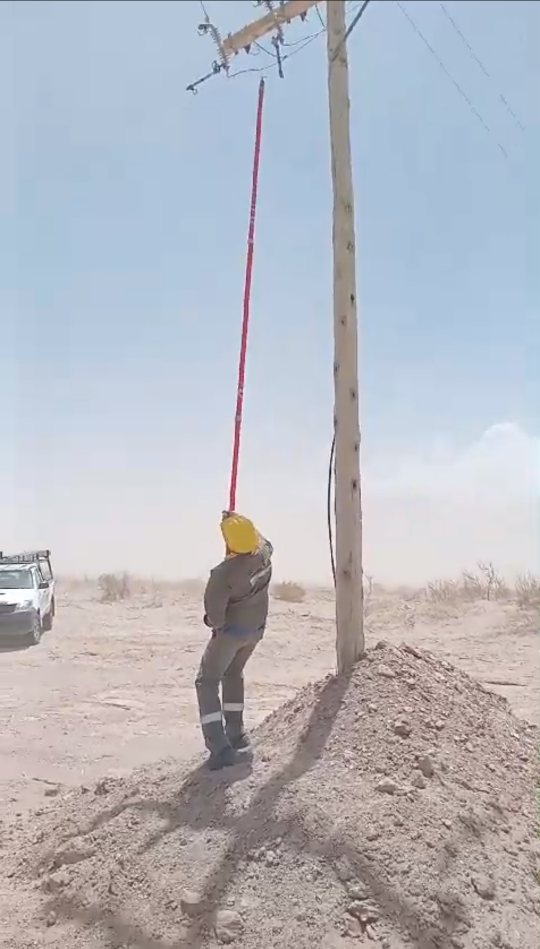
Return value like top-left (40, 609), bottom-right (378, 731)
top-left (326, 1), bottom-right (364, 671)
top-left (196, 0), bottom-right (364, 672)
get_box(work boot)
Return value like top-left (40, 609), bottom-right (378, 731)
top-left (207, 746), bottom-right (238, 771)
top-left (229, 732), bottom-right (251, 752)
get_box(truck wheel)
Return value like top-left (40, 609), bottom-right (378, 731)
top-left (28, 612), bottom-right (42, 646)
top-left (43, 599), bottom-right (54, 632)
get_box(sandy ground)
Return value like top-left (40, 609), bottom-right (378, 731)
top-left (0, 584), bottom-right (537, 823)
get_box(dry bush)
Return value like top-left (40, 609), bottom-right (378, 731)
top-left (515, 573), bottom-right (540, 609)
top-left (426, 562), bottom-right (509, 604)
top-left (460, 570), bottom-right (484, 600)
top-left (98, 572), bottom-right (131, 603)
top-left (91, 575), bottom-right (206, 604)
top-left (400, 598), bottom-right (416, 628)
top-left (273, 581), bottom-right (306, 604)
top-left (476, 561), bottom-right (509, 600)
top-left (426, 579), bottom-right (459, 602)
top-left (363, 574), bottom-right (375, 619)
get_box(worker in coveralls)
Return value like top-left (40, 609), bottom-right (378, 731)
top-left (196, 513), bottom-right (273, 771)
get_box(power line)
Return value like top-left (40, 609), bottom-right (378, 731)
top-left (395, 0), bottom-right (508, 159)
top-left (439, 1), bottom-right (525, 132)
top-left (285, 28), bottom-right (325, 56)
top-left (282, 29), bottom-right (324, 49)
top-left (331, 0), bottom-right (372, 61)
top-left (254, 40), bottom-right (277, 58)
top-left (229, 27), bottom-right (325, 80)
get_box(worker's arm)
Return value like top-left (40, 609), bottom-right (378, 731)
top-left (203, 566), bottom-right (230, 631)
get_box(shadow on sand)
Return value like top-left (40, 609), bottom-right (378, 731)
top-left (42, 669), bottom-right (459, 949)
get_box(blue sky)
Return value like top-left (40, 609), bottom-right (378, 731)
top-left (1, 0), bottom-right (538, 581)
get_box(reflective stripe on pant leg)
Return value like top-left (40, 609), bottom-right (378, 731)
top-left (223, 702), bottom-right (244, 739)
top-left (222, 636), bottom-right (259, 740)
top-left (201, 711), bottom-right (224, 725)
top-left (196, 632), bottom-right (241, 755)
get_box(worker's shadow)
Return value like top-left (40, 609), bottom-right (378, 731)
top-left (136, 663), bottom-right (466, 949)
top-left (164, 753), bottom-right (254, 799)
top-left (42, 670), bottom-right (350, 945)
top-left (39, 666), bottom-right (462, 949)
top-left (140, 670), bottom-right (350, 843)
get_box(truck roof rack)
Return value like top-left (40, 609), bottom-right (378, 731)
top-left (0, 550), bottom-right (51, 564)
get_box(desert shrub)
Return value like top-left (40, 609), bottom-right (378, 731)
top-left (515, 573), bottom-right (540, 609)
top-left (273, 581), bottom-right (306, 604)
top-left (426, 579), bottom-right (459, 602)
top-left (426, 563), bottom-right (509, 603)
top-left (476, 561), bottom-right (509, 600)
top-left (98, 572), bottom-right (131, 603)
top-left (461, 570), bottom-right (484, 600)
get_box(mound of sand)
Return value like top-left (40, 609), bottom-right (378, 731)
top-left (3, 642), bottom-right (539, 949)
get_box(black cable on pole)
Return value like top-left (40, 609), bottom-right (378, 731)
top-left (331, 0), bottom-right (372, 61)
top-left (345, 0), bottom-right (372, 42)
top-left (327, 430), bottom-right (336, 587)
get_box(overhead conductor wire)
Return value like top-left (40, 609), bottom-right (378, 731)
top-left (396, 0), bottom-right (509, 158)
top-left (438, 1), bottom-right (525, 131)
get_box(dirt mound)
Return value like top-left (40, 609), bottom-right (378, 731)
top-left (2, 642), bottom-right (539, 949)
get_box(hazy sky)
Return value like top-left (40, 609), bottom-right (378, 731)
top-left (2, 0), bottom-right (538, 583)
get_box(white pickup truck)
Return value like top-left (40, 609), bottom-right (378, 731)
top-left (0, 550), bottom-right (55, 646)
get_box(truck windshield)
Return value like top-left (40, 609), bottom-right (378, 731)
top-left (0, 570), bottom-right (34, 590)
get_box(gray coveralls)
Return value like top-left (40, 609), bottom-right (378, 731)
top-left (196, 538), bottom-right (273, 755)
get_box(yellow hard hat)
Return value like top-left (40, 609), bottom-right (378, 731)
top-left (221, 513), bottom-right (260, 555)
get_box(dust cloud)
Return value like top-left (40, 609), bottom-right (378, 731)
top-left (1, 422), bottom-right (537, 584)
